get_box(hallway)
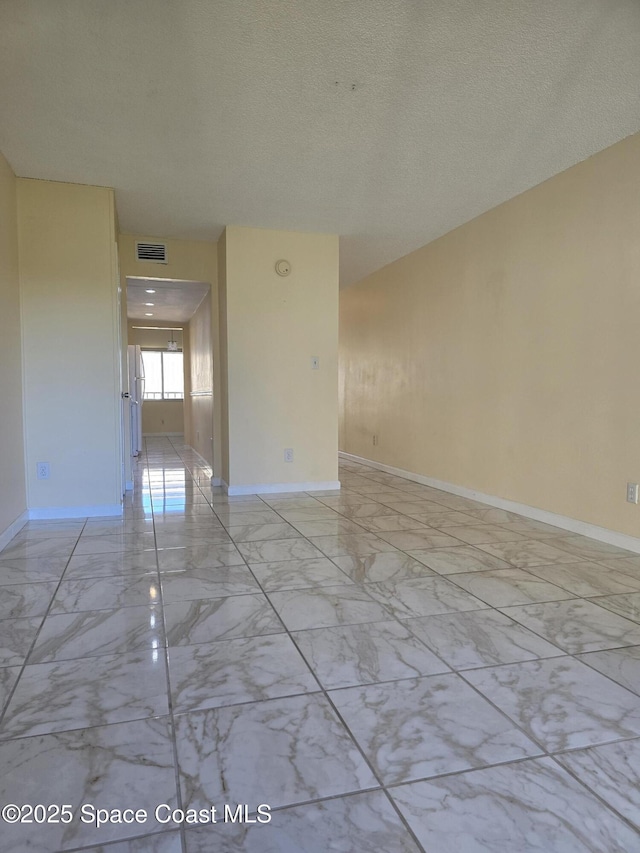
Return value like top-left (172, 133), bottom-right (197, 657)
top-left (1, 437), bottom-right (640, 850)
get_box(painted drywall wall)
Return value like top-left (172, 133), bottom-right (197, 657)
top-left (340, 133), bottom-right (640, 538)
top-left (141, 401), bottom-right (184, 435)
top-left (187, 290), bottom-right (214, 465)
top-left (220, 226), bottom-right (339, 489)
top-left (119, 234), bottom-right (220, 475)
top-left (217, 229), bottom-right (230, 484)
top-left (127, 324), bottom-right (184, 349)
top-left (127, 324), bottom-right (185, 436)
top-left (18, 179), bottom-right (121, 512)
top-left (0, 151), bottom-right (26, 535)
top-left (119, 251), bottom-right (131, 487)
top-left (119, 234), bottom-right (217, 284)
top-left (182, 322), bottom-right (192, 446)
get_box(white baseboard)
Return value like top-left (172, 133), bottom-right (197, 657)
top-left (28, 504), bottom-right (123, 520)
top-left (176, 444), bottom-right (217, 483)
top-left (227, 480), bottom-right (341, 496)
top-left (339, 452), bottom-right (640, 555)
top-left (0, 510), bottom-right (28, 551)
top-left (186, 447), bottom-right (213, 469)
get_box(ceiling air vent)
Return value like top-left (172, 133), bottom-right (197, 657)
top-left (136, 241), bottom-right (167, 264)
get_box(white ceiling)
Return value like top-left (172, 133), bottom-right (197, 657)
top-left (1, 1), bottom-right (639, 286)
top-left (127, 277), bottom-right (209, 322)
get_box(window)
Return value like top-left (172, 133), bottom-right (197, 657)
top-left (142, 350), bottom-right (184, 400)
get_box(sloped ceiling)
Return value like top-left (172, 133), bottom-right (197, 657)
top-left (1, 0), bottom-right (639, 285)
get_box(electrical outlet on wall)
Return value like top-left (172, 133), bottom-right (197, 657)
top-left (284, 448), bottom-right (294, 463)
top-left (37, 462), bottom-right (50, 480)
top-left (627, 483), bottom-right (639, 504)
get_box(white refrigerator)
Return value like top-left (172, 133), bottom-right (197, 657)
top-left (128, 345), bottom-right (145, 457)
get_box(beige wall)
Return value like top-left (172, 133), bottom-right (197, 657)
top-left (141, 401), bottom-right (184, 435)
top-left (221, 226), bottom-right (339, 490)
top-left (0, 151), bottom-right (26, 534)
top-left (119, 234), bottom-right (217, 284)
top-left (187, 290), bottom-right (214, 465)
top-left (119, 247), bottom-right (131, 486)
top-left (340, 133), bottom-right (640, 537)
top-left (18, 179), bottom-right (121, 512)
top-left (119, 233), bottom-right (220, 474)
top-left (128, 324), bottom-right (184, 349)
top-left (217, 230), bottom-right (230, 483)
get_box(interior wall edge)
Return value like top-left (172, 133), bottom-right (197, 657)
top-left (339, 133), bottom-right (640, 540)
top-left (339, 451), bottom-right (640, 556)
top-left (27, 504), bottom-right (123, 520)
top-left (184, 445), bottom-right (214, 472)
top-left (226, 480), bottom-right (342, 496)
top-left (0, 510), bottom-right (29, 552)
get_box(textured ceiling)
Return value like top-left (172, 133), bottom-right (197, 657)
top-left (1, 1), bottom-right (639, 286)
top-left (127, 278), bottom-right (209, 322)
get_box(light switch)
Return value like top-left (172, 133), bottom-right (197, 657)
top-left (311, 357), bottom-right (320, 369)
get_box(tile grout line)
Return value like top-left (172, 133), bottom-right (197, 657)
top-left (1, 448), bottom-right (640, 846)
top-left (144, 438), bottom-right (190, 853)
top-left (245, 482), bottom-right (640, 844)
top-left (344, 465), bottom-right (640, 832)
top-left (147, 464), bottom-right (428, 843)
top-left (544, 747), bottom-right (640, 838)
top-left (0, 516), bottom-right (89, 731)
top-left (239, 554), bottom-right (429, 853)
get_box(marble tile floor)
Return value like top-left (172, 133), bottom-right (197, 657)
top-left (0, 436), bottom-right (640, 851)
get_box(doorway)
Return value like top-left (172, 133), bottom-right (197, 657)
top-left (124, 277), bottom-right (214, 478)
